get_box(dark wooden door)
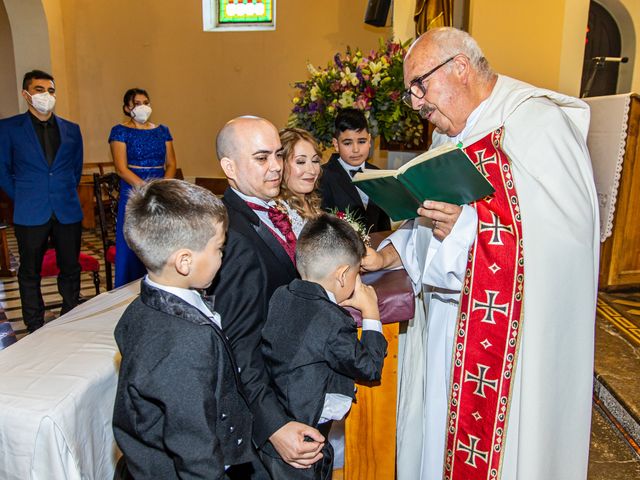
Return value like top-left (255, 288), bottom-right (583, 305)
top-left (580, 1), bottom-right (622, 97)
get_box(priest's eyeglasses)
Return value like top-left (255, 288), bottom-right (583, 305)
top-left (401, 56), bottom-right (457, 107)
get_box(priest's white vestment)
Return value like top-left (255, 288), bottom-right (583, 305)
top-left (389, 75), bottom-right (599, 480)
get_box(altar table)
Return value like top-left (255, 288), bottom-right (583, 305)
top-left (0, 283), bottom-right (139, 480)
top-left (343, 236), bottom-right (414, 480)
top-left (583, 93), bottom-right (640, 289)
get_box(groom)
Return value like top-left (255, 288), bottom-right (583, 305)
top-left (208, 116), bottom-right (324, 479)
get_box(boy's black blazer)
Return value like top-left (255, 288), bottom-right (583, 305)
top-left (319, 154), bottom-right (391, 232)
top-left (262, 279), bottom-right (387, 432)
top-left (208, 188), bottom-right (298, 447)
top-left (113, 281), bottom-right (253, 479)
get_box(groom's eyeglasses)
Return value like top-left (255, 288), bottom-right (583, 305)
top-left (401, 56), bottom-right (457, 108)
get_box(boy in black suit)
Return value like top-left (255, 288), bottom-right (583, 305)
top-left (320, 108), bottom-right (391, 232)
top-left (112, 179), bottom-right (254, 479)
top-left (261, 214), bottom-right (388, 479)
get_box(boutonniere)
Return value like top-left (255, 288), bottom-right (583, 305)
top-left (328, 207), bottom-right (372, 247)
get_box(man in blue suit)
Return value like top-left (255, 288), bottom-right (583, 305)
top-left (0, 70), bottom-right (84, 333)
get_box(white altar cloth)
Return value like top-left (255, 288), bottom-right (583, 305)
top-left (583, 93), bottom-right (631, 242)
top-left (0, 282), bottom-right (139, 480)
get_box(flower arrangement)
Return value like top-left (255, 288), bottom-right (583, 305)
top-left (330, 208), bottom-right (372, 247)
top-left (288, 38), bottom-right (425, 150)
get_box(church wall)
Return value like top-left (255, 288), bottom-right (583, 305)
top-left (2, 0), bottom-right (53, 113)
top-left (468, 0), bottom-right (590, 97)
top-left (41, 0), bottom-right (70, 115)
top-left (0, 1), bottom-right (18, 118)
top-left (468, 0), bottom-right (640, 96)
top-left (392, 0), bottom-right (415, 43)
top-left (40, 0), bottom-right (390, 177)
top-left (391, 0), bottom-right (639, 96)
top-left (613, 0), bottom-right (640, 93)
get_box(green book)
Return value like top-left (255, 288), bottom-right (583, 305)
top-left (352, 143), bottom-right (495, 221)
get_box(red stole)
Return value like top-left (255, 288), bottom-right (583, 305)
top-left (444, 127), bottom-right (525, 480)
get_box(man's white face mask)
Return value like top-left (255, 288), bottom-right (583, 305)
top-left (131, 105), bottom-right (152, 124)
top-left (27, 91), bottom-right (56, 115)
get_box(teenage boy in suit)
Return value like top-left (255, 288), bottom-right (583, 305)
top-left (112, 179), bottom-right (255, 479)
top-left (261, 214), bottom-right (387, 479)
top-left (320, 108), bottom-right (391, 233)
top-left (0, 70), bottom-right (83, 332)
top-left (209, 116), bottom-right (325, 479)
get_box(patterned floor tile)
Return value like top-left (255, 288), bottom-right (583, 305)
top-left (0, 226), bottom-right (108, 338)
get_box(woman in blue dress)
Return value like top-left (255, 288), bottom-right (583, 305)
top-left (109, 88), bottom-right (177, 287)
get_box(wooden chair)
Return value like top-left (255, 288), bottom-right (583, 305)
top-left (83, 161), bottom-right (116, 176)
top-left (40, 248), bottom-right (101, 298)
top-left (195, 177), bottom-right (229, 196)
top-left (0, 224), bottom-right (15, 277)
top-left (94, 173), bottom-right (120, 291)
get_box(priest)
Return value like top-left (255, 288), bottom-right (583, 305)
top-left (363, 28), bottom-right (599, 480)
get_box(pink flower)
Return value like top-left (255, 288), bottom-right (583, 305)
top-left (388, 42), bottom-right (401, 55)
top-left (355, 96), bottom-right (370, 110)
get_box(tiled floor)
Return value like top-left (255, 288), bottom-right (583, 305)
top-left (1, 227), bottom-right (639, 477)
top-left (0, 227), bottom-right (108, 338)
top-left (590, 290), bottom-right (640, 479)
top-left (588, 405), bottom-right (640, 479)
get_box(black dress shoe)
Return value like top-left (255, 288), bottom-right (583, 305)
top-left (26, 322), bottom-right (44, 334)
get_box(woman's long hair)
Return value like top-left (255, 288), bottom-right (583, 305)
top-left (278, 128), bottom-right (323, 220)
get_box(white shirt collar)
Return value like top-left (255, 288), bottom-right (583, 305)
top-left (324, 288), bottom-right (337, 304)
top-left (231, 187), bottom-right (276, 208)
top-left (144, 276), bottom-right (221, 328)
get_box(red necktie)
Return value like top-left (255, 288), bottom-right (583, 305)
top-left (245, 201), bottom-right (296, 263)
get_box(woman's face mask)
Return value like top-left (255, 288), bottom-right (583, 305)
top-left (130, 104), bottom-right (152, 124)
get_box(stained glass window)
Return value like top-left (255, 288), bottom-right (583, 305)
top-left (203, 0), bottom-right (276, 31)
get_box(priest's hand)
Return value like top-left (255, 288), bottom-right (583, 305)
top-left (269, 421), bottom-right (325, 468)
top-left (361, 246), bottom-right (384, 271)
top-left (361, 244), bottom-right (403, 271)
top-left (418, 200), bottom-right (463, 241)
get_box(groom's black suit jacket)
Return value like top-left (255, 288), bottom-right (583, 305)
top-left (208, 188), bottom-right (298, 447)
top-left (319, 154), bottom-right (391, 233)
